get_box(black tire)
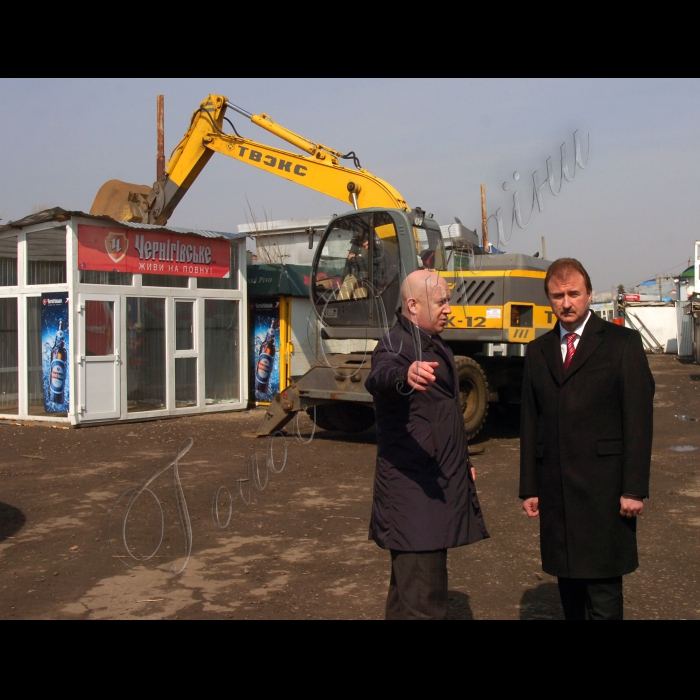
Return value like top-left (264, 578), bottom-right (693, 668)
top-left (308, 405), bottom-right (341, 432)
top-left (307, 403), bottom-right (375, 434)
top-left (455, 356), bottom-right (489, 440)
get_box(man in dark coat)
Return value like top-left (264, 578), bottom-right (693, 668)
top-left (366, 270), bottom-right (489, 620)
top-left (520, 258), bottom-right (655, 620)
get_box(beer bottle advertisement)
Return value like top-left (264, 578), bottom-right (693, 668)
top-left (249, 301), bottom-right (281, 404)
top-left (41, 293), bottom-right (70, 414)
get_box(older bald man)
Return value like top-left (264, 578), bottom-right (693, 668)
top-left (365, 270), bottom-right (490, 620)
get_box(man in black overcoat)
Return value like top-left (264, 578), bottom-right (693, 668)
top-left (520, 258), bottom-right (655, 620)
top-left (366, 270), bottom-right (489, 620)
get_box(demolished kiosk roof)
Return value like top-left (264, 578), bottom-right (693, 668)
top-left (0, 207), bottom-right (246, 241)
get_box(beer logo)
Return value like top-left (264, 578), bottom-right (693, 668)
top-left (105, 231), bottom-right (129, 264)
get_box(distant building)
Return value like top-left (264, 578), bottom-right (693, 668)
top-left (678, 266), bottom-right (695, 301)
top-left (239, 218), bottom-right (331, 267)
top-left (634, 277), bottom-right (678, 303)
top-left (591, 300), bottom-right (617, 323)
top-left (690, 241), bottom-right (700, 363)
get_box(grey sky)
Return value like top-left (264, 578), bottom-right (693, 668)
top-left (1, 78), bottom-right (698, 291)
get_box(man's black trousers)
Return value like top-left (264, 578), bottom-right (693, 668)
top-left (557, 577), bottom-right (624, 620)
top-left (386, 550), bottom-right (448, 620)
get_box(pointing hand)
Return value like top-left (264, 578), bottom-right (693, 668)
top-left (407, 362), bottom-right (439, 391)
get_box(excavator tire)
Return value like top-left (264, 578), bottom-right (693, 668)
top-left (307, 405), bottom-right (341, 432)
top-left (455, 356), bottom-right (489, 441)
top-left (307, 404), bottom-right (375, 434)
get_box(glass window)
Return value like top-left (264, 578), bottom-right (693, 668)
top-left (176, 358), bottom-right (197, 408)
top-left (80, 270), bottom-right (133, 286)
top-left (126, 298), bottom-right (166, 413)
top-left (413, 225), bottom-right (447, 272)
top-left (0, 234), bottom-right (18, 287)
top-left (373, 215), bottom-right (400, 296)
top-left (205, 300), bottom-right (240, 406)
top-left (85, 301), bottom-right (115, 356)
top-left (27, 298), bottom-right (42, 415)
top-left (27, 297), bottom-right (67, 417)
top-left (142, 274), bottom-right (189, 289)
top-left (314, 214), bottom-right (372, 302)
top-left (175, 302), bottom-right (195, 351)
top-left (197, 244), bottom-right (239, 290)
top-left (314, 212), bottom-right (399, 303)
top-left (0, 298), bottom-right (18, 415)
top-left (27, 230), bottom-right (67, 285)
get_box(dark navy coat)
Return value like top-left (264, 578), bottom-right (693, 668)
top-left (520, 312), bottom-right (655, 579)
top-left (366, 314), bottom-right (489, 552)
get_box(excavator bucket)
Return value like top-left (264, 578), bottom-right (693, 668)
top-left (90, 179), bottom-right (153, 223)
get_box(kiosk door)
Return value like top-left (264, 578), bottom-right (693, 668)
top-left (79, 295), bottom-right (121, 421)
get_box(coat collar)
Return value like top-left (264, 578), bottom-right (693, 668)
top-left (395, 311), bottom-right (439, 354)
top-left (542, 311), bottom-right (606, 386)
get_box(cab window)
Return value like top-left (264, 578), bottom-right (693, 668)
top-left (314, 213), bottom-right (399, 303)
top-left (413, 226), bottom-right (447, 272)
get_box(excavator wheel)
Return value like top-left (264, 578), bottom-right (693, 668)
top-left (307, 404), bottom-right (375, 434)
top-left (455, 356), bottom-right (489, 441)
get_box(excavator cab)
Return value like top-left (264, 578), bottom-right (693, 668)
top-left (311, 208), bottom-right (447, 338)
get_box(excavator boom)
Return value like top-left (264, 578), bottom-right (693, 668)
top-left (91, 95), bottom-right (408, 224)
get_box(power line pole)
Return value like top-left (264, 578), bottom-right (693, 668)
top-left (481, 185), bottom-right (489, 253)
top-left (157, 95), bottom-right (165, 182)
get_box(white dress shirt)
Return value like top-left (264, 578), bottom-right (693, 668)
top-left (559, 311), bottom-right (592, 362)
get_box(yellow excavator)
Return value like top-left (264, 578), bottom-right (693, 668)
top-left (92, 94), bottom-right (554, 439)
top-left (91, 94), bottom-right (408, 223)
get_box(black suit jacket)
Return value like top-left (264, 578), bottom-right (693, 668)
top-left (520, 312), bottom-right (655, 579)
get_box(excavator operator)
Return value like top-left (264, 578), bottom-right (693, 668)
top-left (344, 235), bottom-right (370, 279)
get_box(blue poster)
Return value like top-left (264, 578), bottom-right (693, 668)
top-left (41, 293), bottom-right (70, 414)
top-left (250, 302), bottom-right (280, 404)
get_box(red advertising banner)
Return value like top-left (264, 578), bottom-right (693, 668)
top-left (78, 225), bottom-right (232, 279)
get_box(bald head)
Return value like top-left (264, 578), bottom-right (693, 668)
top-left (402, 270), bottom-right (452, 335)
top-left (401, 270), bottom-right (443, 308)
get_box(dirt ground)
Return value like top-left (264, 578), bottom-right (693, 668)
top-left (0, 355), bottom-right (698, 620)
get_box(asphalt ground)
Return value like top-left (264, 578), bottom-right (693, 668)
top-left (0, 355), bottom-right (698, 620)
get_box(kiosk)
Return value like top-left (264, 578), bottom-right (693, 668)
top-left (0, 208), bottom-right (248, 426)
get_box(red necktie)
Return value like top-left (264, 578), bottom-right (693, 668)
top-left (564, 333), bottom-right (579, 371)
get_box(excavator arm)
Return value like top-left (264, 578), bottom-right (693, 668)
top-left (91, 94), bottom-right (409, 224)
